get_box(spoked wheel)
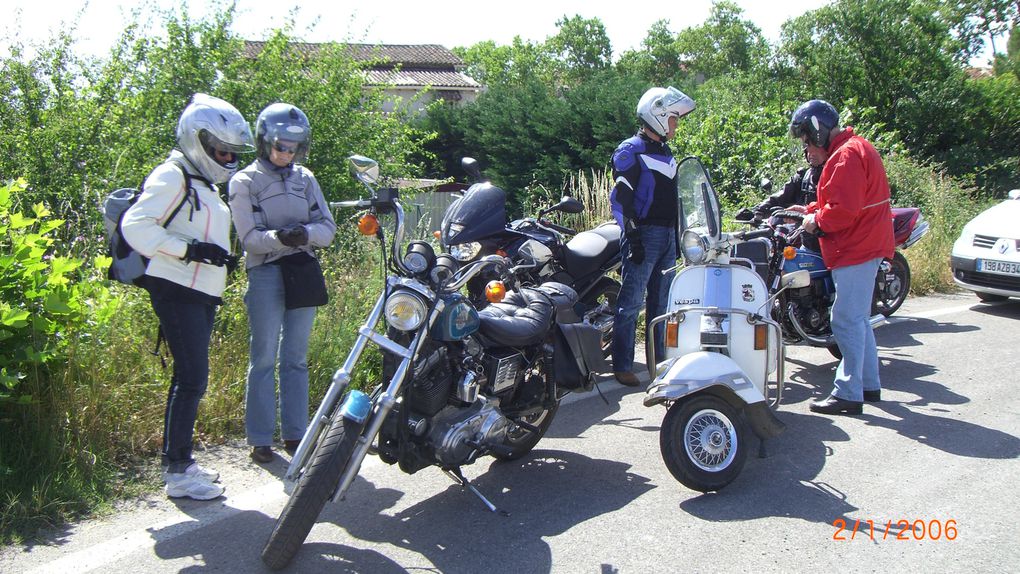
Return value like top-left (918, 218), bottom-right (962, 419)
top-left (659, 395), bottom-right (748, 492)
top-left (580, 277), bottom-right (620, 357)
top-left (872, 251), bottom-right (910, 317)
top-left (494, 401), bottom-right (560, 461)
top-left (261, 414), bottom-right (364, 570)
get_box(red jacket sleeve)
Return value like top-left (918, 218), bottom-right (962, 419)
top-left (814, 146), bottom-right (865, 234)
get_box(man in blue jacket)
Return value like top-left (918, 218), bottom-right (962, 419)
top-left (609, 86), bottom-right (695, 386)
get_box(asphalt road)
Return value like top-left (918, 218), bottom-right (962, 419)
top-left (3, 291), bottom-right (1019, 573)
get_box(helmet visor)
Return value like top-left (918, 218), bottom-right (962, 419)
top-left (200, 130), bottom-right (254, 154)
top-left (657, 87), bottom-right (695, 119)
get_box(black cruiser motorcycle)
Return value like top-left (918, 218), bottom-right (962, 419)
top-left (261, 156), bottom-right (608, 569)
top-left (441, 157), bottom-right (622, 352)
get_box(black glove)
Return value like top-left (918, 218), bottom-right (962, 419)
top-left (278, 224), bottom-right (309, 247)
top-left (626, 230), bottom-right (644, 265)
top-left (184, 241), bottom-right (233, 267)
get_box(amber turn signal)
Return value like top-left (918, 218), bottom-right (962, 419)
top-left (485, 280), bottom-right (507, 303)
top-left (753, 323), bottom-right (768, 350)
top-left (358, 213), bottom-right (380, 236)
top-left (665, 321), bottom-right (679, 348)
top-left (783, 246), bottom-right (797, 260)
top-left (433, 230), bottom-right (442, 240)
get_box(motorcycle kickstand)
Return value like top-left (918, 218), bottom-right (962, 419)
top-left (758, 438), bottom-right (769, 459)
top-left (444, 466), bottom-right (510, 517)
top-left (591, 377), bottom-right (610, 405)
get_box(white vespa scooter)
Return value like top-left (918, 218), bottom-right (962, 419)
top-left (644, 156), bottom-right (810, 492)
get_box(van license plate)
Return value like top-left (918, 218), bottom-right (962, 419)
top-left (977, 259), bottom-right (1020, 276)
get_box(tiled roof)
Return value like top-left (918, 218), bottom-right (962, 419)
top-left (364, 69), bottom-right (481, 89)
top-left (243, 41), bottom-right (464, 69)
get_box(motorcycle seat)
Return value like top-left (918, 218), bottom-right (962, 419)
top-left (477, 286), bottom-right (558, 347)
top-left (562, 223), bottom-right (621, 279)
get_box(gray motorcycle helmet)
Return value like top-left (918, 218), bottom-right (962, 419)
top-left (176, 93), bottom-right (254, 184)
top-left (256, 103), bottom-right (311, 164)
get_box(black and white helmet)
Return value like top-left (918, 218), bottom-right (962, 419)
top-left (637, 86), bottom-right (695, 137)
top-left (789, 99), bottom-right (840, 149)
top-left (255, 103), bottom-right (311, 164)
top-left (176, 93), bottom-right (254, 184)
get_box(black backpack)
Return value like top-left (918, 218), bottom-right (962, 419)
top-left (102, 160), bottom-right (202, 286)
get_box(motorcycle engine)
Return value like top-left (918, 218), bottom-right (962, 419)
top-left (428, 399), bottom-right (509, 466)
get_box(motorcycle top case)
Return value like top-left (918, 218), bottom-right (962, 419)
top-left (441, 182), bottom-right (508, 245)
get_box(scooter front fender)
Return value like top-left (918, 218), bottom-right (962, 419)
top-left (644, 351), bottom-right (766, 408)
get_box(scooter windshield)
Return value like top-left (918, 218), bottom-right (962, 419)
top-left (676, 157), bottom-right (721, 240)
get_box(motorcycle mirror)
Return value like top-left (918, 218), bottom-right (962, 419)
top-left (461, 157), bottom-right (483, 183)
top-left (554, 196), bottom-right (584, 214)
top-left (348, 155), bottom-right (380, 185)
top-left (760, 178), bottom-right (773, 193)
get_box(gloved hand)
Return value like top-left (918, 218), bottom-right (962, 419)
top-left (626, 230), bottom-right (644, 265)
top-left (184, 241), bottom-right (233, 267)
top-left (278, 224), bottom-right (309, 247)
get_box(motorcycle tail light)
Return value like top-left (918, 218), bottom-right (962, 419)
top-left (753, 323), bottom-right (768, 350)
top-left (665, 321), bottom-right (679, 348)
top-left (485, 280), bottom-right (507, 303)
top-left (783, 246), bottom-right (797, 260)
top-left (358, 213), bottom-right (380, 235)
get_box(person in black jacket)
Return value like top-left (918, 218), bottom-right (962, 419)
top-left (751, 144), bottom-right (828, 221)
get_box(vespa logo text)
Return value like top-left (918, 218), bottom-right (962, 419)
top-left (675, 297), bottom-right (701, 305)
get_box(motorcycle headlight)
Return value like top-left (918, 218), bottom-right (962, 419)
top-left (450, 241), bottom-right (482, 261)
top-left (681, 229), bottom-right (708, 264)
top-left (385, 291), bottom-right (428, 331)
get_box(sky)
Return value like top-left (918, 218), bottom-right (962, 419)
top-left (3, 0), bottom-right (838, 58)
top-left (2, 0), bottom-right (998, 65)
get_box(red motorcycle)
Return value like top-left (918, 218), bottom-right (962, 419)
top-left (874, 207), bottom-right (929, 316)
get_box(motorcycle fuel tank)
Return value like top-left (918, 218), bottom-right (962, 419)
top-left (783, 247), bottom-right (828, 279)
top-left (430, 293), bottom-right (480, 341)
top-left (441, 182), bottom-right (508, 245)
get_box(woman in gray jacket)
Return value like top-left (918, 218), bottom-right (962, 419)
top-left (229, 104), bottom-right (337, 463)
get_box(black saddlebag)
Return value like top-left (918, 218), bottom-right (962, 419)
top-left (553, 322), bottom-right (609, 391)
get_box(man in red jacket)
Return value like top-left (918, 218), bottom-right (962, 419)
top-left (791, 100), bottom-right (895, 415)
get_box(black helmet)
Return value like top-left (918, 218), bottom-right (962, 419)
top-left (789, 99), bottom-right (839, 149)
top-left (255, 103), bottom-right (311, 163)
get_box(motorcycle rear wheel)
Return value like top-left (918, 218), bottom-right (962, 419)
top-left (660, 395), bottom-right (748, 492)
top-left (261, 415), bottom-right (363, 570)
top-left (494, 402), bottom-right (559, 461)
top-left (580, 277), bottom-right (620, 357)
top-left (872, 251), bottom-right (910, 317)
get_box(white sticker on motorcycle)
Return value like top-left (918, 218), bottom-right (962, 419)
top-left (742, 283), bottom-right (755, 302)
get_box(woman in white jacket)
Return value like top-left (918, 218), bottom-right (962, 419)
top-left (122, 93), bottom-right (253, 500)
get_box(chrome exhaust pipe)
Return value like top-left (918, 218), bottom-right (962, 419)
top-left (786, 303), bottom-right (886, 348)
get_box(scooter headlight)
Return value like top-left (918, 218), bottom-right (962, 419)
top-left (385, 291), bottom-right (428, 331)
top-left (681, 229), bottom-right (708, 264)
top-left (450, 241), bottom-right (482, 261)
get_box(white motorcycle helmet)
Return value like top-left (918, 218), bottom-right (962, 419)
top-left (637, 86), bottom-right (696, 138)
top-left (176, 93), bottom-right (254, 184)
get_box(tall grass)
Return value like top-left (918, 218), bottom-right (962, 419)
top-left (0, 237), bottom-right (386, 544)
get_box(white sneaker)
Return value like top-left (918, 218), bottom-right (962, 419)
top-left (164, 473), bottom-right (225, 500)
top-left (162, 462), bottom-right (219, 483)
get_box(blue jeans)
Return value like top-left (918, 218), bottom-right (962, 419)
top-left (611, 225), bottom-right (677, 372)
top-left (244, 264), bottom-right (317, 446)
top-left (830, 258), bottom-right (883, 402)
top-left (149, 296), bottom-right (216, 473)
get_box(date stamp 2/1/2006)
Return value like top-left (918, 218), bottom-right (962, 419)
top-left (832, 518), bottom-right (959, 541)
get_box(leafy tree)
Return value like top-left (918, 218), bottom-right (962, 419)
top-left (674, 1), bottom-right (770, 81)
top-left (545, 15), bottom-right (613, 83)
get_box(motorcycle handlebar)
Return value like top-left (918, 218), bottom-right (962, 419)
top-left (541, 220), bottom-right (576, 235)
top-left (733, 228), bottom-right (774, 241)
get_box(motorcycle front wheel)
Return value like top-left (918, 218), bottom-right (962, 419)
top-left (261, 415), bottom-right (364, 570)
top-left (660, 395), bottom-right (748, 492)
top-left (872, 251), bottom-right (910, 317)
